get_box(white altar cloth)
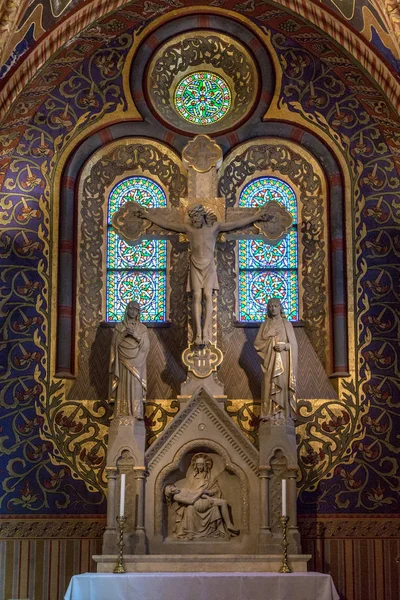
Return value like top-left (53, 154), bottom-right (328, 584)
top-left (64, 572), bottom-right (339, 600)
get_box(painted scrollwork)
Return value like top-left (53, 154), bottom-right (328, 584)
top-left (75, 141), bottom-right (187, 400)
top-left (147, 31), bottom-right (258, 133)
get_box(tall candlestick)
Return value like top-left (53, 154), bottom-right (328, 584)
top-left (282, 479), bottom-right (287, 516)
top-left (119, 473), bottom-right (126, 517)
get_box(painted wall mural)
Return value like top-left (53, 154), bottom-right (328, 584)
top-left (0, 1), bottom-right (399, 526)
top-left (0, 14), bottom-right (132, 514)
top-left (0, 0), bottom-right (80, 79)
top-left (0, 0), bottom-right (399, 82)
top-left (322, 0), bottom-right (399, 71)
top-left (265, 18), bottom-right (400, 512)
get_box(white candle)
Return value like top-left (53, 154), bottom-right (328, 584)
top-left (282, 479), bottom-right (287, 516)
top-left (119, 473), bottom-right (126, 517)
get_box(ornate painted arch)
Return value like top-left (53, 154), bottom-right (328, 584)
top-left (56, 136), bottom-right (186, 381)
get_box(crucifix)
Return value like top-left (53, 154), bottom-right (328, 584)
top-left (112, 135), bottom-right (292, 387)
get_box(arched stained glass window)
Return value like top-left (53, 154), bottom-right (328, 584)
top-left (238, 177), bottom-right (298, 321)
top-left (106, 176), bottom-right (167, 322)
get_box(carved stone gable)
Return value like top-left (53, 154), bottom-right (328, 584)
top-left (146, 389), bottom-right (259, 471)
top-left (144, 388), bottom-right (260, 554)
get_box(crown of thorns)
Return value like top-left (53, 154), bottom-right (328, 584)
top-left (188, 204), bottom-right (217, 222)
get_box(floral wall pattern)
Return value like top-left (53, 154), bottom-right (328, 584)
top-left (0, 16), bottom-right (131, 514)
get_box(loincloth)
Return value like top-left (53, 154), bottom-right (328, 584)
top-left (186, 256), bottom-right (219, 292)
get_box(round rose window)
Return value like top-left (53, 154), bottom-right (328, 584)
top-left (174, 71), bottom-right (231, 125)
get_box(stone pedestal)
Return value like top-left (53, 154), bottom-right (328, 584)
top-left (258, 418), bottom-right (300, 554)
top-left (102, 415), bottom-right (147, 554)
top-left (93, 553), bottom-right (312, 573)
top-left (106, 415), bottom-right (146, 467)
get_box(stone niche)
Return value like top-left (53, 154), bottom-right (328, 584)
top-left (144, 389), bottom-right (260, 555)
top-left (163, 451), bottom-right (242, 540)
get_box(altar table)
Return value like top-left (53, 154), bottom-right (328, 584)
top-left (64, 572), bottom-right (340, 600)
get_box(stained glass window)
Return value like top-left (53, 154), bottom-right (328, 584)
top-left (238, 177), bottom-right (298, 321)
top-left (106, 176), bottom-right (167, 322)
top-left (174, 71), bottom-right (231, 125)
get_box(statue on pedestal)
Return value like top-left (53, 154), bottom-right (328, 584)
top-left (109, 300), bottom-right (150, 419)
top-left (164, 453), bottom-right (239, 540)
top-left (254, 298), bottom-right (298, 420)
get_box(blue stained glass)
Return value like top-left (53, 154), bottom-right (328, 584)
top-left (108, 176), bottom-right (166, 223)
top-left (239, 229), bottom-right (298, 269)
top-left (106, 270), bottom-right (166, 322)
top-left (108, 229), bottom-right (166, 270)
top-left (239, 176), bottom-right (297, 220)
top-left (106, 176), bottom-right (167, 322)
top-left (238, 177), bottom-right (298, 322)
top-left (239, 270), bottom-right (298, 321)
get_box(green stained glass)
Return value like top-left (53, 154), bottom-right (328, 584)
top-left (107, 270), bottom-right (166, 322)
top-left (239, 177), bottom-right (297, 220)
top-left (239, 230), bottom-right (298, 269)
top-left (106, 176), bottom-right (167, 322)
top-left (238, 176), bottom-right (298, 322)
top-left (174, 71), bottom-right (231, 125)
top-left (108, 229), bottom-right (166, 270)
top-left (108, 176), bottom-right (166, 223)
top-left (239, 270), bottom-right (298, 321)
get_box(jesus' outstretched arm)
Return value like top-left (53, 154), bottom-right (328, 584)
top-left (218, 209), bottom-right (273, 232)
top-left (136, 205), bottom-right (186, 233)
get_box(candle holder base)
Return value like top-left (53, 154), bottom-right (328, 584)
top-left (113, 563), bottom-right (126, 574)
top-left (278, 564), bottom-right (292, 574)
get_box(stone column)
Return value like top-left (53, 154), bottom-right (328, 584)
top-left (287, 468), bottom-right (301, 552)
top-left (258, 465), bottom-right (273, 552)
top-left (133, 466), bottom-right (147, 554)
top-left (102, 468), bottom-right (118, 553)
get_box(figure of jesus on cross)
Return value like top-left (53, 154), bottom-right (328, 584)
top-left (133, 200), bottom-right (273, 345)
top-left (112, 135), bottom-right (292, 351)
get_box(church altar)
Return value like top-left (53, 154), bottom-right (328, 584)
top-left (100, 135), bottom-right (304, 564)
top-left (64, 572), bottom-right (340, 600)
top-left (91, 133), bottom-right (337, 591)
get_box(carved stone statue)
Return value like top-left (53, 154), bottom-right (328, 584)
top-left (109, 300), bottom-right (150, 419)
top-left (254, 298), bottom-right (298, 420)
top-left (134, 202), bottom-right (273, 345)
top-left (164, 453), bottom-right (239, 540)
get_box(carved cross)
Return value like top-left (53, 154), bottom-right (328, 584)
top-left (112, 135), bottom-right (292, 390)
top-left (113, 135), bottom-right (291, 247)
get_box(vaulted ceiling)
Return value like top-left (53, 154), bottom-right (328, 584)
top-left (0, 0), bottom-right (399, 86)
